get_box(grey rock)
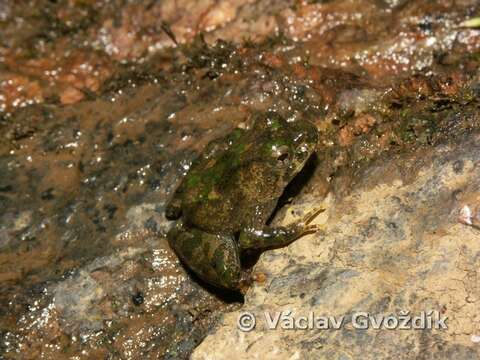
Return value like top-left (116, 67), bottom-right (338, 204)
top-left (193, 133), bottom-right (480, 359)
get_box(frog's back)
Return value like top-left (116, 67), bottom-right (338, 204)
top-left (180, 153), bottom-right (283, 234)
top-left (170, 111), bottom-right (318, 234)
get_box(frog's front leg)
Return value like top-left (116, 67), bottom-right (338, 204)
top-left (167, 221), bottom-right (242, 289)
top-left (239, 207), bottom-right (324, 251)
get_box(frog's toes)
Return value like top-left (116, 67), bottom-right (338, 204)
top-left (303, 207), bottom-right (326, 224)
top-left (301, 223), bottom-right (325, 235)
top-left (295, 207), bottom-right (325, 235)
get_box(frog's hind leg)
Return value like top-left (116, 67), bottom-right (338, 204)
top-left (168, 222), bottom-right (242, 289)
top-left (239, 207), bottom-right (325, 251)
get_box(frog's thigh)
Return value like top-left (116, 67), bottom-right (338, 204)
top-left (168, 223), bottom-right (241, 289)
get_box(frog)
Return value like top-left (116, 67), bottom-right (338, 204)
top-left (165, 111), bottom-right (322, 290)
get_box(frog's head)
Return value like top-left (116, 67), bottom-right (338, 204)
top-left (257, 112), bottom-right (318, 182)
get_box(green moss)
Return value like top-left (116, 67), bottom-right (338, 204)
top-left (186, 174), bottom-right (201, 188)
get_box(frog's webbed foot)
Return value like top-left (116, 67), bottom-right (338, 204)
top-left (291, 207), bottom-right (326, 236)
top-left (239, 206), bottom-right (325, 251)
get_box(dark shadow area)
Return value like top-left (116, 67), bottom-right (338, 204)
top-left (179, 258), bottom-right (245, 303)
top-left (268, 152), bottom-right (319, 223)
top-left (240, 250), bottom-right (262, 269)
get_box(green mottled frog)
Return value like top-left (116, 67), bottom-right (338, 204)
top-left (166, 111), bottom-right (322, 290)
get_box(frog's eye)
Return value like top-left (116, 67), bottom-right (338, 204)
top-left (290, 146), bottom-right (309, 166)
top-left (272, 145), bottom-right (290, 166)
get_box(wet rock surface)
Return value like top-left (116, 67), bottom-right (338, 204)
top-left (0, 0), bottom-right (479, 359)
